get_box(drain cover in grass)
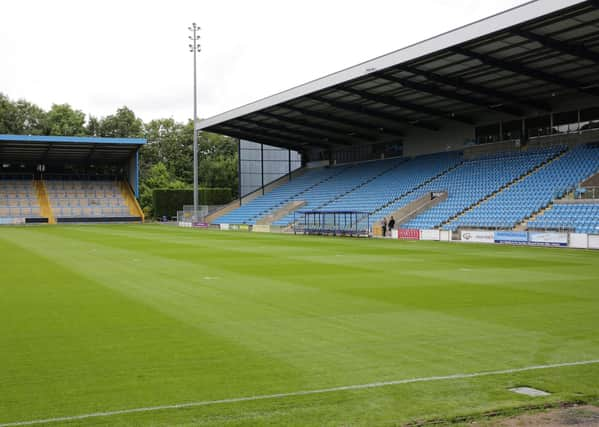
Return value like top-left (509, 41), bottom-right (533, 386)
top-left (509, 386), bottom-right (551, 397)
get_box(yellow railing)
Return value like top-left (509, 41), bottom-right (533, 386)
top-left (119, 181), bottom-right (144, 222)
top-left (35, 180), bottom-right (56, 224)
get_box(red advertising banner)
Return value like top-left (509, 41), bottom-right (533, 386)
top-left (397, 229), bottom-right (420, 240)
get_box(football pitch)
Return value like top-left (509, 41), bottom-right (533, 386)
top-left (1, 225), bottom-right (598, 426)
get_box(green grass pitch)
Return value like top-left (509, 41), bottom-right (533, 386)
top-left (1, 225), bottom-right (598, 426)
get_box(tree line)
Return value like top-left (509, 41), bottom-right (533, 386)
top-left (0, 93), bottom-right (238, 215)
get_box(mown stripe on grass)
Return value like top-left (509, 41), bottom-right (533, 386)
top-left (2, 359), bottom-right (598, 427)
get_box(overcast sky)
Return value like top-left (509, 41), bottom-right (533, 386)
top-left (0, 0), bottom-right (529, 123)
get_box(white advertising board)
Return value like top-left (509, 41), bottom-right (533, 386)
top-left (529, 231), bottom-right (568, 247)
top-left (253, 224), bottom-right (271, 233)
top-left (0, 217), bottom-right (25, 225)
top-left (420, 229), bottom-right (440, 241)
top-left (391, 229), bottom-right (399, 239)
top-left (569, 233), bottom-right (588, 249)
top-left (460, 230), bottom-right (495, 243)
top-left (440, 230), bottom-right (451, 242)
top-left (589, 235), bottom-right (599, 250)
top-left (220, 223), bottom-right (230, 231)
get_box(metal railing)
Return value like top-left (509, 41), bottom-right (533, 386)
top-left (576, 186), bottom-right (599, 200)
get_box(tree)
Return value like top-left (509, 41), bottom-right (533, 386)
top-left (99, 106), bottom-right (143, 138)
top-left (197, 131), bottom-right (238, 197)
top-left (142, 118), bottom-right (193, 182)
top-left (139, 121), bottom-right (239, 197)
top-left (86, 116), bottom-right (101, 136)
top-left (199, 130), bottom-right (237, 158)
top-left (46, 104), bottom-right (86, 136)
top-left (138, 162), bottom-right (187, 215)
top-left (11, 99), bottom-right (47, 135)
top-left (0, 93), bottom-right (17, 134)
top-left (199, 154), bottom-right (238, 197)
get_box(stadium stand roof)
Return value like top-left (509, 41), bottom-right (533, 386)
top-left (197, 0), bottom-right (599, 150)
top-left (0, 134), bottom-right (146, 165)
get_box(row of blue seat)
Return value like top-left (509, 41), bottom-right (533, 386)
top-left (528, 203), bottom-right (599, 234)
top-left (402, 147), bottom-right (562, 230)
top-left (217, 144), bottom-right (599, 233)
top-left (449, 144), bottom-right (599, 231)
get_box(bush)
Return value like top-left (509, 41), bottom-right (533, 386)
top-left (152, 188), bottom-right (233, 218)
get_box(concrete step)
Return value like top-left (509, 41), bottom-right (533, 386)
top-left (256, 200), bottom-right (306, 225)
top-left (394, 191), bottom-right (448, 227)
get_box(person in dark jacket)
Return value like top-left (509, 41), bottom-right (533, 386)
top-left (381, 217), bottom-right (387, 237)
top-left (388, 216), bottom-right (396, 234)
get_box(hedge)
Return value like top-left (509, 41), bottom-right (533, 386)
top-left (152, 188), bottom-right (232, 218)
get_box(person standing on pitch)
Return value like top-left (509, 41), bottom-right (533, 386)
top-left (381, 217), bottom-right (387, 237)
top-left (388, 216), bottom-right (395, 235)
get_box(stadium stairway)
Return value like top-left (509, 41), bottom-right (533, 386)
top-left (215, 166), bottom-right (349, 225)
top-left (34, 180), bottom-right (56, 224)
top-left (448, 143), bottom-right (599, 231)
top-left (275, 158), bottom-right (407, 227)
top-left (526, 201), bottom-right (599, 234)
top-left (313, 158), bottom-right (406, 210)
top-left (248, 166), bottom-right (353, 223)
top-left (444, 147), bottom-right (567, 230)
top-left (371, 156), bottom-right (464, 224)
top-left (206, 167), bottom-right (308, 224)
top-left (119, 181), bottom-right (145, 221)
top-left (256, 200), bottom-right (306, 225)
top-left (449, 143), bottom-right (599, 231)
top-left (516, 203), bottom-right (554, 231)
top-left (292, 152), bottom-right (464, 232)
top-left (402, 147), bottom-right (564, 230)
top-left (391, 191), bottom-right (448, 227)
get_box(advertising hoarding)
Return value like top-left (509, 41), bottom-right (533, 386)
top-left (460, 230), bottom-right (495, 243)
top-left (397, 229), bottom-right (420, 240)
top-left (494, 231), bottom-right (528, 245)
top-left (528, 231), bottom-right (568, 247)
top-left (420, 229), bottom-right (440, 241)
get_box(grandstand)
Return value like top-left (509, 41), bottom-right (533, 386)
top-left (0, 135), bottom-right (145, 224)
top-left (212, 143), bottom-right (599, 235)
top-left (200, 0), bottom-right (599, 241)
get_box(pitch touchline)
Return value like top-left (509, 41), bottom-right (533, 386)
top-left (2, 359), bottom-right (598, 427)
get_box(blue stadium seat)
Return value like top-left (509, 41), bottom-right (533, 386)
top-left (450, 144), bottom-right (599, 230)
top-left (215, 143), bottom-right (599, 234)
top-left (402, 147), bottom-right (563, 230)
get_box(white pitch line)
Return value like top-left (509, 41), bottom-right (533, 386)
top-left (2, 359), bottom-right (598, 427)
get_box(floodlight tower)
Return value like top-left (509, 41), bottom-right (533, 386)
top-left (189, 22), bottom-right (201, 221)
